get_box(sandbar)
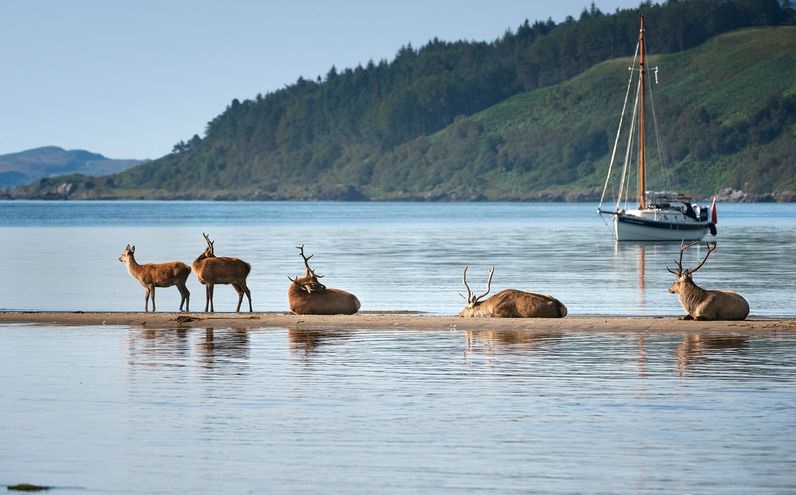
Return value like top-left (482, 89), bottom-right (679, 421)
top-left (0, 311), bottom-right (794, 335)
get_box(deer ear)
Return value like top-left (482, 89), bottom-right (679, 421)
top-left (131, 245), bottom-right (135, 253)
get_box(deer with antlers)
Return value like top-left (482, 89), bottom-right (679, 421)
top-left (118, 244), bottom-right (191, 312)
top-left (458, 266), bottom-right (567, 318)
top-left (667, 241), bottom-right (749, 321)
top-left (192, 233), bottom-right (252, 312)
top-left (288, 245), bottom-right (360, 315)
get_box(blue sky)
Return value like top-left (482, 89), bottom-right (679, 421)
top-left (1, 0), bottom-right (644, 159)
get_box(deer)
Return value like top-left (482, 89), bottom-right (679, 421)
top-left (667, 241), bottom-right (749, 321)
top-left (458, 266), bottom-right (567, 318)
top-left (192, 233), bottom-right (252, 312)
top-left (118, 244), bottom-right (191, 312)
top-left (288, 245), bottom-right (360, 315)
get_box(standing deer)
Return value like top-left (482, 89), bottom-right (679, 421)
top-left (668, 241), bottom-right (749, 320)
top-left (288, 245), bottom-right (360, 315)
top-left (192, 233), bottom-right (252, 312)
top-left (458, 266), bottom-right (567, 318)
top-left (118, 244), bottom-right (191, 312)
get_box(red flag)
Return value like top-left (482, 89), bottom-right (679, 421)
top-left (711, 197), bottom-right (717, 224)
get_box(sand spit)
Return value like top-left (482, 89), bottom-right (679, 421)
top-left (0, 311), bottom-right (794, 334)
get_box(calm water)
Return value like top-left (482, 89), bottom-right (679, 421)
top-left (2, 202), bottom-right (796, 493)
top-left (0, 201), bottom-right (794, 316)
top-left (1, 324), bottom-right (795, 494)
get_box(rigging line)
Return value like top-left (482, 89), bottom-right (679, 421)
top-left (618, 73), bottom-right (642, 211)
top-left (599, 42), bottom-right (640, 210)
top-left (646, 66), bottom-right (675, 192)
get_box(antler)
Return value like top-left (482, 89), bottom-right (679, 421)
top-left (687, 241), bottom-right (717, 276)
top-left (668, 241), bottom-right (715, 276)
top-left (476, 266), bottom-right (495, 302)
top-left (296, 244), bottom-right (324, 278)
top-left (668, 240), bottom-right (697, 275)
top-left (296, 244), bottom-right (314, 273)
top-left (460, 266), bottom-right (473, 302)
top-left (202, 232), bottom-right (215, 256)
top-left (460, 266), bottom-right (494, 304)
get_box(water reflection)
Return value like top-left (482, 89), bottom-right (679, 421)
top-left (126, 327), bottom-right (191, 368)
top-left (3, 324), bottom-right (796, 494)
top-left (195, 328), bottom-right (250, 370)
top-left (125, 326), bottom-right (251, 372)
top-left (288, 327), bottom-right (351, 356)
top-left (463, 329), bottom-right (562, 357)
top-left (676, 334), bottom-right (749, 376)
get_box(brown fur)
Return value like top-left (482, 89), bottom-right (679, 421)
top-left (287, 245), bottom-right (360, 315)
top-left (667, 241), bottom-right (749, 321)
top-left (119, 245), bottom-right (191, 312)
top-left (459, 289), bottom-right (567, 318)
top-left (668, 277), bottom-right (749, 321)
top-left (192, 234), bottom-right (252, 312)
top-left (458, 266), bottom-right (567, 318)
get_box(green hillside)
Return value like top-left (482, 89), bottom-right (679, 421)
top-left (10, 0), bottom-right (795, 201)
top-left (369, 26), bottom-right (796, 201)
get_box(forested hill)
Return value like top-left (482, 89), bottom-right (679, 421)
top-left (11, 0), bottom-right (796, 201)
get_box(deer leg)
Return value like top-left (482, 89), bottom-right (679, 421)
top-left (178, 283), bottom-right (190, 312)
top-left (205, 284), bottom-right (214, 312)
top-left (244, 284), bottom-right (252, 313)
top-left (233, 283), bottom-right (244, 313)
top-left (151, 286), bottom-right (156, 312)
top-left (144, 287), bottom-right (151, 312)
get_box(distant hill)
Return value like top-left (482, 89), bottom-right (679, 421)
top-left (9, 0), bottom-right (796, 201)
top-left (0, 146), bottom-right (144, 188)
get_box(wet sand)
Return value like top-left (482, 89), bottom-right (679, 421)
top-left (0, 311), bottom-right (794, 334)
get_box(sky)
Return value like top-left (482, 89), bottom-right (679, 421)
top-left (0, 0), bottom-right (645, 160)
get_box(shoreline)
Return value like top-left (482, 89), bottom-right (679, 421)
top-left (1, 311), bottom-right (794, 334)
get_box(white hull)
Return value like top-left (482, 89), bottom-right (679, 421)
top-left (612, 209), bottom-right (710, 241)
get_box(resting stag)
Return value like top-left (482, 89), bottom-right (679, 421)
top-left (458, 266), bottom-right (567, 318)
top-left (667, 241), bottom-right (749, 321)
top-left (288, 245), bottom-right (360, 315)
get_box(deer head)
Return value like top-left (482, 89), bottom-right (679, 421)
top-left (119, 244), bottom-right (135, 263)
top-left (668, 241), bottom-right (716, 294)
top-left (201, 233), bottom-right (215, 257)
top-left (289, 245), bottom-right (326, 294)
top-left (460, 265), bottom-right (495, 309)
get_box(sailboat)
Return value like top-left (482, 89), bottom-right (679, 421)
top-left (597, 14), bottom-right (717, 242)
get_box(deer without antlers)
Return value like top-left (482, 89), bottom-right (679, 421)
top-left (667, 241), bottom-right (749, 321)
top-left (192, 233), bottom-right (252, 312)
top-left (287, 245), bottom-right (360, 315)
top-left (118, 244), bottom-right (191, 312)
top-left (458, 266), bottom-right (567, 318)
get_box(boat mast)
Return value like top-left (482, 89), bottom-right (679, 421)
top-left (638, 14), bottom-right (647, 209)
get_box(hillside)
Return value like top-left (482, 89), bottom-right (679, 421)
top-left (9, 0), bottom-right (795, 201)
top-left (0, 146), bottom-right (143, 188)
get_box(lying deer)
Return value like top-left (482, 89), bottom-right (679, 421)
top-left (458, 266), bottom-right (567, 318)
top-left (288, 245), bottom-right (360, 315)
top-left (192, 233), bottom-right (252, 312)
top-left (118, 244), bottom-right (191, 312)
top-left (668, 241), bottom-right (749, 321)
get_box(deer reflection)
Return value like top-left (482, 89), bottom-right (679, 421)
top-left (676, 334), bottom-right (749, 376)
top-left (464, 329), bottom-right (562, 357)
top-left (195, 327), bottom-right (250, 369)
top-left (288, 327), bottom-right (350, 356)
top-left (125, 327), bottom-right (192, 375)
